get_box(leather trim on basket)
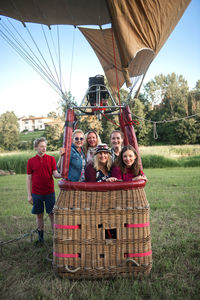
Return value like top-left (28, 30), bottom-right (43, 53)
top-left (58, 179), bottom-right (146, 191)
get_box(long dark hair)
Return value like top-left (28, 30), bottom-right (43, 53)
top-left (114, 145), bottom-right (141, 176)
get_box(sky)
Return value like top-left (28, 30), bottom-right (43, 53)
top-left (0, 0), bottom-right (199, 118)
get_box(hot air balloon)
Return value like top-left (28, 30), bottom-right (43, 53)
top-left (0, 0), bottom-right (191, 279)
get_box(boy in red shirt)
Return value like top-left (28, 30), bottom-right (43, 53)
top-left (27, 137), bottom-right (62, 244)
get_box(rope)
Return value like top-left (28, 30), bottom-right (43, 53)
top-left (55, 259), bottom-right (145, 274)
top-left (0, 229), bottom-right (37, 247)
top-left (41, 24), bottom-right (63, 91)
top-left (57, 25), bottom-right (63, 91)
top-left (98, 109), bottom-right (120, 127)
top-left (130, 112), bottom-right (200, 139)
top-left (0, 211), bottom-right (53, 249)
top-left (97, 109), bottom-right (140, 128)
top-left (0, 23), bottom-right (60, 96)
top-left (69, 26), bottom-right (76, 91)
top-left (134, 73), bottom-right (146, 99)
top-left (25, 25), bottom-right (61, 89)
top-left (49, 26), bottom-right (66, 93)
top-left (65, 265), bottom-right (81, 273)
top-left (131, 112), bottom-right (200, 124)
top-left (0, 17), bottom-right (66, 97)
top-left (153, 122), bottom-right (158, 139)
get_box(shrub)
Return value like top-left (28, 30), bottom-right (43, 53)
top-left (0, 153), bottom-right (199, 174)
top-left (0, 153), bottom-right (60, 174)
top-left (142, 155), bottom-right (179, 168)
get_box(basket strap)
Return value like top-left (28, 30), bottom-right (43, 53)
top-left (65, 265), bottom-right (81, 273)
top-left (124, 258), bottom-right (140, 267)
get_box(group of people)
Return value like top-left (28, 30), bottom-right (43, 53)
top-left (59, 129), bottom-right (147, 183)
top-left (27, 129), bottom-right (147, 244)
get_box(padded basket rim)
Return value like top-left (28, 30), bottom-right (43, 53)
top-left (58, 179), bottom-right (146, 191)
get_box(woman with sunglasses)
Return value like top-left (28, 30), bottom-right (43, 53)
top-left (85, 144), bottom-right (117, 182)
top-left (57, 129), bottom-right (86, 182)
top-left (83, 130), bottom-right (101, 163)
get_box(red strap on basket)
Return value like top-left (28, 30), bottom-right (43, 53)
top-left (106, 229), bottom-right (113, 239)
top-left (125, 222), bottom-right (149, 228)
top-left (124, 251), bottom-right (152, 258)
top-left (54, 224), bottom-right (80, 229)
top-left (53, 252), bottom-right (80, 258)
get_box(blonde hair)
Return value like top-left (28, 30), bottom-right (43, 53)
top-left (34, 137), bottom-right (47, 148)
top-left (93, 152), bottom-right (113, 172)
top-left (72, 129), bottom-right (84, 139)
top-left (83, 130), bottom-right (101, 153)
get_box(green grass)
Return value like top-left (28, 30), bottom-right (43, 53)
top-left (0, 168), bottom-right (199, 299)
top-left (19, 130), bottom-right (45, 141)
top-left (139, 145), bottom-right (200, 158)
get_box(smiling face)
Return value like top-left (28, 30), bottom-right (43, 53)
top-left (73, 132), bottom-right (84, 149)
top-left (97, 151), bottom-right (109, 165)
top-left (110, 132), bottom-right (123, 149)
top-left (35, 141), bottom-right (47, 157)
top-left (122, 149), bottom-right (136, 168)
top-left (87, 132), bottom-right (98, 148)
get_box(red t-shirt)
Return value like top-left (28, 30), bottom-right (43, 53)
top-left (27, 154), bottom-right (57, 195)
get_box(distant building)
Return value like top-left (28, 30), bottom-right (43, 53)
top-left (18, 116), bottom-right (56, 132)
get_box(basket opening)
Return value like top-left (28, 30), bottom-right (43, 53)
top-left (105, 228), bottom-right (117, 239)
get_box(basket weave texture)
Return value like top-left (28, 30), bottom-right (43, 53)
top-left (53, 186), bottom-right (152, 279)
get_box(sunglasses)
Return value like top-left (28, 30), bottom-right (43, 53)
top-left (74, 137), bottom-right (84, 141)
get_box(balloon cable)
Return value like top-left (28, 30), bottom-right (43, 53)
top-left (69, 26), bottom-right (76, 91)
top-left (41, 24), bottom-right (63, 92)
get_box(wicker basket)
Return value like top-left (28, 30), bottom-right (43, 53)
top-left (53, 180), bottom-right (152, 279)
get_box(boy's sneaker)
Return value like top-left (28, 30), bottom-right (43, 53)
top-left (37, 229), bottom-right (44, 242)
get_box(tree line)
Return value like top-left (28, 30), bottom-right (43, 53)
top-left (0, 73), bottom-right (199, 151)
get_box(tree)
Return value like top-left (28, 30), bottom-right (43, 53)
top-left (100, 114), bottom-right (115, 145)
top-left (176, 118), bottom-right (198, 144)
top-left (143, 73), bottom-right (189, 116)
top-left (47, 111), bottom-right (58, 119)
top-left (188, 81), bottom-right (200, 115)
top-left (195, 80), bottom-right (200, 90)
top-left (0, 111), bottom-right (20, 150)
top-left (44, 116), bottom-right (64, 150)
top-left (143, 74), bottom-right (167, 105)
top-left (77, 115), bottom-right (102, 135)
top-left (130, 98), bottom-right (152, 145)
top-left (141, 73), bottom-right (198, 144)
top-left (59, 91), bottom-right (77, 118)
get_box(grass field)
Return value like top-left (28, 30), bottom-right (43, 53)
top-left (0, 167), bottom-right (199, 299)
top-left (19, 130), bottom-right (45, 141)
top-left (139, 145), bottom-right (200, 158)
